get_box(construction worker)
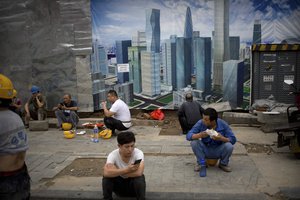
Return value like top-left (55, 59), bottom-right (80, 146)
top-left (24, 85), bottom-right (47, 127)
top-left (9, 89), bottom-right (23, 118)
top-left (52, 93), bottom-right (79, 129)
top-left (0, 74), bottom-right (30, 199)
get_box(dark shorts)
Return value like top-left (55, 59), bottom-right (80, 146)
top-left (0, 163), bottom-right (31, 200)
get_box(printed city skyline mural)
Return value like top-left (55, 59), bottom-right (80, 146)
top-left (90, 0), bottom-right (300, 110)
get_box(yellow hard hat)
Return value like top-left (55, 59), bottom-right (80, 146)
top-left (63, 130), bottom-right (75, 139)
top-left (99, 129), bottom-right (112, 139)
top-left (62, 123), bottom-right (72, 131)
top-left (0, 74), bottom-right (14, 99)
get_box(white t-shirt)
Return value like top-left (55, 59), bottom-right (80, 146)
top-left (106, 148), bottom-right (144, 178)
top-left (110, 99), bottom-right (132, 128)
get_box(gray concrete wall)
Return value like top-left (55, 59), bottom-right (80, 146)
top-left (0, 0), bottom-right (93, 112)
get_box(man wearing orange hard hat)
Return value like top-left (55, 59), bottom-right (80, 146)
top-left (0, 74), bottom-right (30, 199)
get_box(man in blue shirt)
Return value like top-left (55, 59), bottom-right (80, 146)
top-left (186, 108), bottom-right (236, 174)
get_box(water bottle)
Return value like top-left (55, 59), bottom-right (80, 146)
top-left (199, 158), bottom-right (206, 177)
top-left (93, 125), bottom-right (99, 143)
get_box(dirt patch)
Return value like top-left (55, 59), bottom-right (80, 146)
top-left (55, 158), bottom-right (106, 177)
top-left (159, 119), bottom-right (182, 136)
top-left (244, 143), bottom-right (273, 154)
top-left (159, 127), bottom-right (182, 135)
top-left (135, 110), bottom-right (183, 136)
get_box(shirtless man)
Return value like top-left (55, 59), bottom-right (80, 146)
top-left (0, 74), bottom-right (30, 200)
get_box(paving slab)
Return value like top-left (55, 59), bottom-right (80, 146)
top-left (232, 126), bottom-right (277, 145)
top-left (249, 153), bottom-right (300, 197)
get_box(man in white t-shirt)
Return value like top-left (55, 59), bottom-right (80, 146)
top-left (101, 90), bottom-right (132, 135)
top-left (102, 131), bottom-right (145, 200)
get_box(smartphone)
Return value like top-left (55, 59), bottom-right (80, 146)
top-left (134, 159), bottom-right (142, 165)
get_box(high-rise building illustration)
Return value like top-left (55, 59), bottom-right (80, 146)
top-left (145, 9), bottom-right (160, 53)
top-left (141, 51), bottom-right (161, 96)
top-left (116, 40), bottom-right (132, 84)
top-left (161, 35), bottom-right (176, 89)
top-left (161, 41), bottom-right (168, 84)
top-left (213, 0), bottom-right (230, 90)
top-left (91, 72), bottom-right (106, 110)
top-left (184, 7), bottom-right (193, 38)
top-left (253, 20), bottom-right (261, 44)
top-left (194, 37), bottom-right (212, 96)
top-left (128, 46), bottom-right (146, 93)
top-left (141, 8), bottom-right (161, 97)
top-left (91, 39), bottom-right (108, 75)
top-left (99, 46), bottom-right (108, 76)
top-left (113, 82), bottom-right (134, 105)
top-left (229, 36), bottom-right (240, 60)
top-left (175, 37), bottom-right (192, 90)
top-left (132, 31), bottom-right (146, 47)
top-left (184, 7), bottom-right (194, 75)
top-left (223, 60), bottom-right (244, 107)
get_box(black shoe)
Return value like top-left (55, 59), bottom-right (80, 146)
top-left (218, 163), bottom-right (232, 172)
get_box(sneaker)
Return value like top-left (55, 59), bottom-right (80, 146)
top-left (194, 164), bottom-right (201, 172)
top-left (218, 163), bottom-right (232, 172)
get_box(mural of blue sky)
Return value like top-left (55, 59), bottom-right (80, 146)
top-left (91, 0), bottom-right (300, 47)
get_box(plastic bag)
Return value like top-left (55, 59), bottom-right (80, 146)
top-left (150, 109), bottom-right (165, 120)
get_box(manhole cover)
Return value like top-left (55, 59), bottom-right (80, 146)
top-left (55, 158), bottom-right (106, 177)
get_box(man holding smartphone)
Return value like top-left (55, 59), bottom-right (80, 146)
top-left (52, 94), bottom-right (79, 129)
top-left (102, 131), bottom-right (145, 200)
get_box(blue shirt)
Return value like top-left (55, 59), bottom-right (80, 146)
top-left (186, 118), bottom-right (237, 146)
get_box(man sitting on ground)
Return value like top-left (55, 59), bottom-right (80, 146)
top-left (102, 131), bottom-right (146, 200)
top-left (101, 90), bottom-right (131, 135)
top-left (52, 94), bottom-right (79, 129)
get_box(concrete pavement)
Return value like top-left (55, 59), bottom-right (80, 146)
top-left (25, 118), bottom-right (300, 199)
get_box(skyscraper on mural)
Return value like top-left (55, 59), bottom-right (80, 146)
top-left (184, 7), bottom-right (193, 38)
top-left (253, 20), bottom-right (261, 44)
top-left (141, 8), bottom-right (161, 96)
top-left (213, 0), bottom-right (230, 91)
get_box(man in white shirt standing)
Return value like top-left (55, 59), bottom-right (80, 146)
top-left (102, 131), bottom-right (145, 200)
top-left (101, 90), bottom-right (132, 135)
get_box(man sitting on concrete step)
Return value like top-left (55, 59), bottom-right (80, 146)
top-left (102, 131), bottom-right (145, 200)
top-left (52, 93), bottom-right (79, 129)
top-left (24, 85), bottom-right (47, 127)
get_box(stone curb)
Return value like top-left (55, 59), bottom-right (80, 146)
top-left (30, 190), bottom-right (267, 200)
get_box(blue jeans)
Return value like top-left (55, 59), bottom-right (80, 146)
top-left (55, 110), bottom-right (79, 128)
top-left (191, 140), bottom-right (234, 166)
